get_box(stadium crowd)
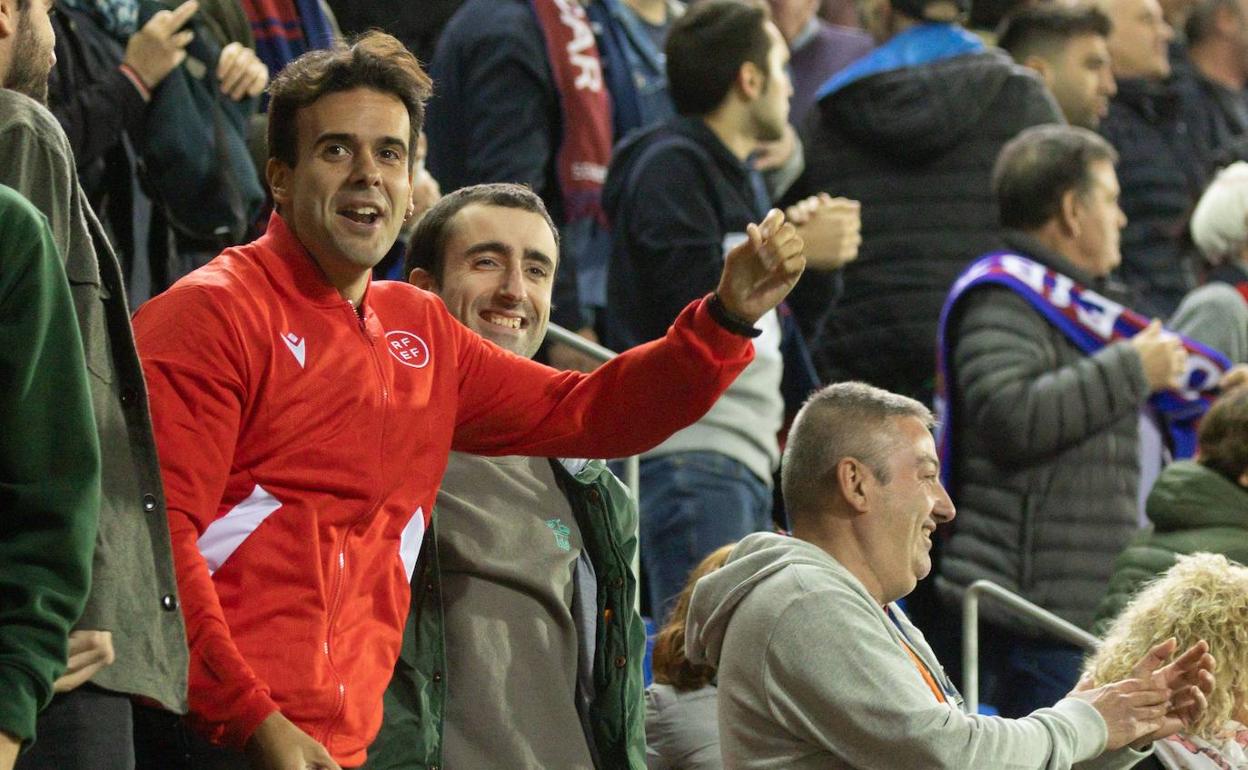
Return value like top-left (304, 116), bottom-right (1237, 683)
top-left (1, 0), bottom-right (1247, 767)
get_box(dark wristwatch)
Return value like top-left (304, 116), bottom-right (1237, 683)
top-left (707, 293), bottom-right (761, 338)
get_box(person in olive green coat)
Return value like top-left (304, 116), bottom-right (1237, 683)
top-left (1094, 387), bottom-right (1248, 635)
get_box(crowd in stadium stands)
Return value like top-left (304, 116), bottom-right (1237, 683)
top-left (2, 0), bottom-right (1248, 767)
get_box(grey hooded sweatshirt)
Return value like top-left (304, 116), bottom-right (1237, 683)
top-left (685, 532), bottom-right (1150, 769)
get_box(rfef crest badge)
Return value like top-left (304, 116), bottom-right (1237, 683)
top-left (386, 330), bottom-right (431, 369)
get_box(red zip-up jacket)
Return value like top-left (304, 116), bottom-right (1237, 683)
top-left (133, 214), bottom-right (754, 766)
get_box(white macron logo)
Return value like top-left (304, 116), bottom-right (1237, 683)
top-left (281, 332), bottom-right (306, 368)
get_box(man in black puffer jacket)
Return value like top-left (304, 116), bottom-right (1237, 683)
top-left (784, 0), bottom-right (1061, 404)
top-left (936, 126), bottom-right (1191, 719)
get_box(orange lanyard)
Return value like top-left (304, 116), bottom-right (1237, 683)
top-left (886, 606), bottom-right (948, 705)
top-left (900, 638), bottom-right (948, 704)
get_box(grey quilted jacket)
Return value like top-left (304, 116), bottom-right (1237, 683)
top-left (935, 231), bottom-right (1150, 633)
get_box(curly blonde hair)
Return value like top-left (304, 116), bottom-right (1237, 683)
top-left (1085, 553), bottom-right (1248, 739)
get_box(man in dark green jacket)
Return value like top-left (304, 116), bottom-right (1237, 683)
top-left (368, 184), bottom-right (646, 770)
top-left (0, 184), bottom-right (100, 766)
top-left (1094, 387), bottom-right (1248, 633)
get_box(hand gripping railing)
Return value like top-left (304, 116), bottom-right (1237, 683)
top-left (545, 324), bottom-right (642, 607)
top-left (962, 579), bottom-right (1100, 712)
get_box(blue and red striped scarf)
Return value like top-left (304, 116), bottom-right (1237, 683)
top-left (240, 0), bottom-right (333, 80)
top-left (935, 252), bottom-right (1231, 484)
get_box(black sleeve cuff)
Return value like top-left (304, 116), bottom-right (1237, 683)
top-left (707, 293), bottom-right (761, 338)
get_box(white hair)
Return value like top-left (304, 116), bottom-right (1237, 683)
top-left (1191, 162), bottom-right (1248, 265)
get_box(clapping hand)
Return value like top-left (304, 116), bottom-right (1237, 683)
top-left (785, 193), bottom-right (861, 270)
top-left (1071, 638), bottom-right (1215, 751)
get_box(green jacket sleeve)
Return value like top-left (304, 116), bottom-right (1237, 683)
top-left (0, 186), bottom-right (100, 745)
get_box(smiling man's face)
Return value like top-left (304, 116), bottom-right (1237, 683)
top-left (415, 203), bottom-right (558, 359)
top-left (868, 416), bottom-right (956, 603)
top-left (268, 87), bottom-right (413, 290)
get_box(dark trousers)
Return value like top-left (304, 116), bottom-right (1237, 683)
top-left (15, 685), bottom-right (135, 770)
top-left (638, 452), bottom-right (773, 622)
top-left (133, 706), bottom-right (361, 770)
top-left (978, 623), bottom-right (1085, 717)
top-left (132, 704), bottom-right (249, 770)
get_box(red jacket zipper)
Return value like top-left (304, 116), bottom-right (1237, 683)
top-left (318, 304), bottom-right (391, 748)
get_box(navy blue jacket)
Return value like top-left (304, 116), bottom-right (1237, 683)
top-left (603, 116), bottom-right (767, 349)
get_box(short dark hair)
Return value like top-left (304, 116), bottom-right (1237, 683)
top-left (781, 382), bottom-right (934, 525)
top-left (404, 183), bottom-right (559, 283)
top-left (993, 124), bottom-right (1119, 231)
top-left (666, 0), bottom-right (772, 116)
top-left (1198, 387), bottom-right (1248, 483)
top-left (997, 4), bottom-right (1112, 62)
top-left (969, 0), bottom-right (1028, 33)
top-left (1186, 0), bottom-right (1243, 46)
top-left (267, 31), bottom-right (432, 169)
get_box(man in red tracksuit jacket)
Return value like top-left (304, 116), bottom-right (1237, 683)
top-left (131, 31), bottom-right (807, 770)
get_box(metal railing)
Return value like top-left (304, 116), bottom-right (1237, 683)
top-left (545, 324), bottom-right (642, 601)
top-left (962, 579), bottom-right (1100, 712)
top-left (545, 324), bottom-right (623, 372)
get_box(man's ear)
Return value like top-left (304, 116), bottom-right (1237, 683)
top-left (405, 167), bottom-right (415, 218)
top-left (266, 157), bottom-right (292, 209)
top-left (1023, 54), bottom-right (1053, 87)
top-left (834, 457), bottom-right (873, 515)
top-left (738, 60), bottom-right (764, 100)
top-left (1059, 187), bottom-right (1082, 239)
top-left (408, 267), bottom-right (437, 291)
top-left (1238, 467), bottom-right (1248, 489)
top-left (0, 0), bottom-right (15, 40)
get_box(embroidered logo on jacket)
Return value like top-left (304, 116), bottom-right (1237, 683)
top-left (280, 332), bottom-right (306, 368)
top-left (545, 519), bottom-right (571, 551)
top-left (386, 330), bottom-right (430, 369)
